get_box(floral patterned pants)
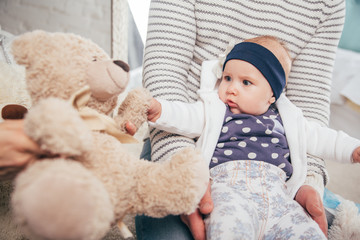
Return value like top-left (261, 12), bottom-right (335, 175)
top-left (205, 160), bottom-right (326, 240)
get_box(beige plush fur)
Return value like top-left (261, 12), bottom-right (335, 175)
top-left (9, 30), bottom-right (209, 240)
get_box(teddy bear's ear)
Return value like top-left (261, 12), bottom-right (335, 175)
top-left (11, 30), bottom-right (46, 67)
top-left (1, 104), bottom-right (28, 120)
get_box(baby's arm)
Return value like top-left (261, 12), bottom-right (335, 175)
top-left (146, 98), bottom-right (205, 139)
top-left (305, 119), bottom-right (360, 164)
top-left (353, 147), bottom-right (360, 163)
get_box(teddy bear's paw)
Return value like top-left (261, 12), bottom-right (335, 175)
top-left (115, 88), bottom-right (152, 132)
top-left (135, 147), bottom-right (209, 217)
top-left (24, 97), bottom-right (93, 157)
top-left (167, 147), bottom-right (210, 213)
top-left (12, 159), bottom-right (114, 240)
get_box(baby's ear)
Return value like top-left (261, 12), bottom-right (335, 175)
top-left (269, 96), bottom-right (276, 104)
top-left (1, 104), bottom-right (28, 120)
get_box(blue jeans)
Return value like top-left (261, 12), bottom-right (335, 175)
top-left (135, 138), bottom-right (194, 240)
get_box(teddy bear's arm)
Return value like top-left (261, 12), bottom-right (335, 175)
top-left (24, 98), bottom-right (93, 157)
top-left (129, 147), bottom-right (210, 218)
top-left (115, 88), bottom-right (152, 133)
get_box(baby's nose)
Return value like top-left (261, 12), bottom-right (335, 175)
top-left (227, 84), bottom-right (238, 95)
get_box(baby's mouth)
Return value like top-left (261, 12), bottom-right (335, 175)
top-left (226, 99), bottom-right (237, 108)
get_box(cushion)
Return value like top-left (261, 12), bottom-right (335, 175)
top-left (338, 0), bottom-right (360, 52)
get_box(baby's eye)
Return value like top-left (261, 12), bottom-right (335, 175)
top-left (224, 76), bottom-right (231, 82)
top-left (243, 80), bottom-right (252, 86)
top-left (92, 56), bottom-right (98, 62)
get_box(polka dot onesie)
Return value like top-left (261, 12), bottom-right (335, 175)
top-left (210, 105), bottom-right (293, 179)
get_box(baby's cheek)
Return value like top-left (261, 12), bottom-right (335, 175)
top-left (218, 91), bottom-right (226, 102)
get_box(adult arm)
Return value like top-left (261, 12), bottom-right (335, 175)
top-left (286, 1), bottom-right (345, 195)
top-left (287, 1), bottom-right (345, 235)
top-left (143, 3), bottom-right (212, 239)
top-left (143, 0), bottom-right (197, 162)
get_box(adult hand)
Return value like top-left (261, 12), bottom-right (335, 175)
top-left (180, 182), bottom-right (213, 240)
top-left (295, 185), bottom-right (328, 237)
top-left (0, 120), bottom-right (41, 168)
top-left (0, 120), bottom-right (42, 180)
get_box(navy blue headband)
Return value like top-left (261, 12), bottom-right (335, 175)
top-left (223, 42), bottom-right (286, 100)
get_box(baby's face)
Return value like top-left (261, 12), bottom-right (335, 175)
top-left (218, 59), bottom-right (275, 115)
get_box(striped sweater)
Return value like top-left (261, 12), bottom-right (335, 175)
top-left (142, 0), bottom-right (345, 193)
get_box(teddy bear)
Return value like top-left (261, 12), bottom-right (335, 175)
top-left (7, 30), bottom-right (209, 240)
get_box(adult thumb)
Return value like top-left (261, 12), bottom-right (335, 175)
top-left (199, 182), bottom-right (213, 215)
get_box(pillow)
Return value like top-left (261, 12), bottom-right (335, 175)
top-left (0, 30), bottom-right (31, 122)
top-left (338, 0), bottom-right (360, 52)
top-left (330, 48), bottom-right (360, 105)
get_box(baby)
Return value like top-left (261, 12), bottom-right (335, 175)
top-left (147, 35), bottom-right (360, 239)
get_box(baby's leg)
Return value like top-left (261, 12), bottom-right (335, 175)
top-left (205, 160), bottom-right (326, 240)
top-left (205, 161), bottom-right (268, 240)
top-left (204, 179), bottom-right (259, 240)
top-left (265, 196), bottom-right (326, 240)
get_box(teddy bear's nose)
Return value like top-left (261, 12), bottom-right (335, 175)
top-left (113, 60), bottom-right (130, 72)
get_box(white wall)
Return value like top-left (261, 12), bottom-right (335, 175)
top-left (0, 0), bottom-right (111, 54)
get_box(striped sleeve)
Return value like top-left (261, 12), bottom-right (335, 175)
top-left (143, 0), bottom-right (196, 102)
top-left (143, 0), bottom-right (197, 162)
top-left (285, 1), bottom-right (345, 189)
top-left (286, 0), bottom-right (345, 126)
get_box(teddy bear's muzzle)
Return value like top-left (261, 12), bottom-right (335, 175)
top-left (86, 60), bottom-right (130, 101)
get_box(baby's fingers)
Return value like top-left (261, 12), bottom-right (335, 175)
top-left (352, 147), bottom-right (360, 163)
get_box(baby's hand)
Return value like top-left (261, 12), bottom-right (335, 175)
top-left (352, 146), bottom-right (360, 163)
top-left (147, 98), bottom-right (162, 122)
